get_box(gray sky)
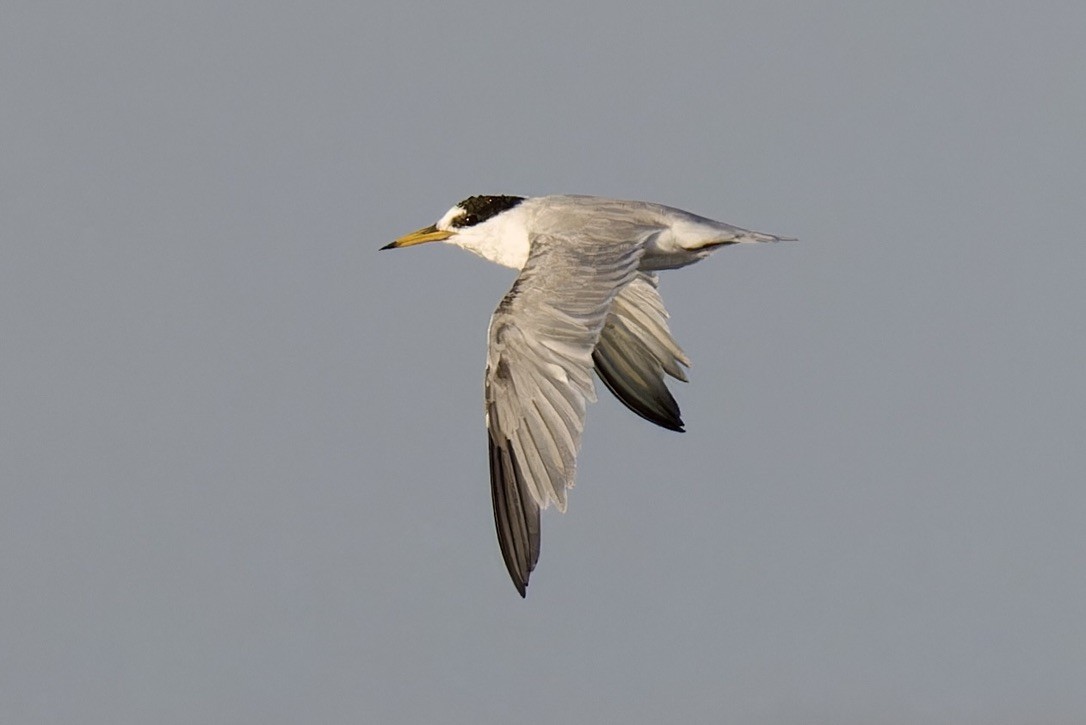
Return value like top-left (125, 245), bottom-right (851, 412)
top-left (2, 2), bottom-right (1084, 723)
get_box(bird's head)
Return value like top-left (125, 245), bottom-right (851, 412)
top-left (383, 195), bottom-right (529, 268)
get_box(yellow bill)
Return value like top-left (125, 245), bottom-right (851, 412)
top-left (381, 224), bottom-right (453, 250)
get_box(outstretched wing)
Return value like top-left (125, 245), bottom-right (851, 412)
top-left (593, 273), bottom-right (691, 432)
top-left (486, 231), bottom-right (646, 596)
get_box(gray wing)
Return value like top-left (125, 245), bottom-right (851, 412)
top-left (593, 273), bottom-right (691, 432)
top-left (486, 231), bottom-right (646, 596)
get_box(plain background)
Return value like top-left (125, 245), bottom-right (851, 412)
top-left (2, 2), bottom-right (1084, 723)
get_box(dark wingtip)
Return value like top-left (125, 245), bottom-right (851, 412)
top-left (490, 434), bottom-right (540, 599)
top-left (593, 350), bottom-right (687, 432)
top-left (656, 414), bottom-right (685, 433)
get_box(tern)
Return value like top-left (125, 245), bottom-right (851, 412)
top-left (383, 194), bottom-right (791, 596)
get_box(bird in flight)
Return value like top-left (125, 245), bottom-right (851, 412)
top-left (383, 195), bottom-right (791, 596)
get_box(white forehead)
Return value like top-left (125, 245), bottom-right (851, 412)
top-left (436, 204), bottom-right (466, 230)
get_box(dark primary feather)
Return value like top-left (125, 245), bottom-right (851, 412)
top-left (593, 344), bottom-right (684, 431)
top-left (592, 273), bottom-right (690, 432)
top-left (488, 433), bottom-right (539, 597)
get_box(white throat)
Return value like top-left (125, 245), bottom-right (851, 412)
top-left (440, 205), bottom-right (531, 270)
